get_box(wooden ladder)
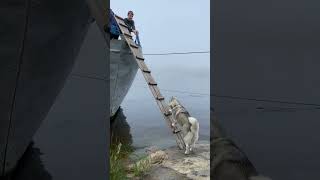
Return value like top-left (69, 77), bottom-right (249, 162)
top-left (113, 14), bottom-right (186, 150)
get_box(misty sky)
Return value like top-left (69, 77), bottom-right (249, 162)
top-left (111, 0), bottom-right (210, 54)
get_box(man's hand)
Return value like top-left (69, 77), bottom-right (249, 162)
top-left (133, 30), bottom-right (139, 35)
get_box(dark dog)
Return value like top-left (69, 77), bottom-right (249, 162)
top-left (211, 117), bottom-right (272, 180)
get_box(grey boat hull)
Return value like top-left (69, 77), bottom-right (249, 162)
top-left (0, 0), bottom-right (92, 175)
top-left (110, 38), bottom-right (139, 117)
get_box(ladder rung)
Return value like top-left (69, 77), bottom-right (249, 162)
top-left (144, 73), bottom-right (156, 85)
top-left (157, 96), bottom-right (165, 100)
top-left (146, 75), bottom-right (157, 85)
top-left (143, 69), bottom-right (151, 73)
top-left (130, 42), bottom-right (139, 49)
top-left (139, 61), bottom-right (151, 73)
top-left (148, 81), bottom-right (157, 85)
top-left (164, 111), bottom-right (172, 116)
top-left (119, 22), bottom-right (128, 28)
top-left (123, 32), bottom-right (132, 38)
top-left (173, 129), bottom-right (181, 134)
top-left (153, 86), bottom-right (164, 100)
top-left (115, 15), bottom-right (124, 21)
top-left (146, 74), bottom-right (159, 85)
top-left (136, 55), bottom-right (145, 61)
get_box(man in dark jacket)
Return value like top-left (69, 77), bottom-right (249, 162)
top-left (124, 11), bottom-right (139, 35)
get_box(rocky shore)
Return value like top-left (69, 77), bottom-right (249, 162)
top-left (127, 142), bottom-right (210, 180)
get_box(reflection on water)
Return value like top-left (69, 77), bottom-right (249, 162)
top-left (110, 107), bottom-right (133, 147)
top-left (11, 142), bottom-right (52, 180)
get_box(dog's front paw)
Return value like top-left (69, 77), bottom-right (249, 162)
top-left (184, 148), bottom-right (190, 155)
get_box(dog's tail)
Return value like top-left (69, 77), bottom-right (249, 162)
top-left (188, 117), bottom-right (199, 133)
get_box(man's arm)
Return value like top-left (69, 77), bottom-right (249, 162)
top-left (132, 21), bottom-right (136, 30)
top-left (131, 21), bottom-right (138, 35)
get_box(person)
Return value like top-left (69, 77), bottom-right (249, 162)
top-left (109, 9), bottom-right (121, 39)
top-left (124, 11), bottom-right (139, 35)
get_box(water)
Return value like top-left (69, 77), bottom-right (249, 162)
top-left (114, 53), bottom-right (210, 150)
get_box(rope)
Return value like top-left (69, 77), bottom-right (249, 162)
top-left (212, 94), bottom-right (320, 107)
top-left (3, 0), bottom-right (31, 174)
top-left (144, 51), bottom-right (210, 56)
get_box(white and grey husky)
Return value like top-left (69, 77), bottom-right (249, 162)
top-left (168, 97), bottom-right (199, 154)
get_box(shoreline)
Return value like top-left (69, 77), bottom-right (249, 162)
top-left (126, 142), bottom-right (210, 180)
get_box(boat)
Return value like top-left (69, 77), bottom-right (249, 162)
top-left (0, 0), bottom-right (136, 174)
top-left (110, 37), bottom-right (139, 117)
top-left (0, 0), bottom-right (106, 176)
top-left (109, 11), bottom-right (142, 119)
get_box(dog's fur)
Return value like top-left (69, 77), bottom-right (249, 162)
top-left (168, 97), bottom-right (199, 154)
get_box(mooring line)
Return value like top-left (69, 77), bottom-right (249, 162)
top-left (3, 0), bottom-right (31, 174)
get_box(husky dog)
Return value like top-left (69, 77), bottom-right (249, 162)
top-left (168, 97), bottom-right (199, 154)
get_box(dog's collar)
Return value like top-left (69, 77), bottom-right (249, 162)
top-left (171, 104), bottom-right (182, 110)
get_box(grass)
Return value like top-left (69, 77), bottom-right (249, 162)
top-left (110, 143), bottom-right (127, 180)
top-left (110, 141), bottom-right (152, 180)
top-left (132, 155), bottom-right (152, 177)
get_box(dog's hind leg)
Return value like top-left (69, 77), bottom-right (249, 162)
top-left (183, 132), bottom-right (193, 154)
top-left (190, 142), bottom-right (195, 152)
top-left (185, 144), bottom-right (190, 154)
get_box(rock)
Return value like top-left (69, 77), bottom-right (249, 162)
top-left (143, 166), bottom-right (192, 180)
top-left (127, 142), bottom-right (210, 180)
top-left (127, 150), bottom-right (168, 172)
top-left (145, 146), bottom-right (160, 154)
top-left (161, 143), bottom-right (210, 180)
top-left (149, 150), bottom-right (168, 164)
top-left (140, 142), bottom-right (209, 180)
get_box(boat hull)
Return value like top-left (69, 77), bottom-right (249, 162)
top-left (0, 0), bottom-right (91, 175)
top-left (110, 38), bottom-right (139, 117)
